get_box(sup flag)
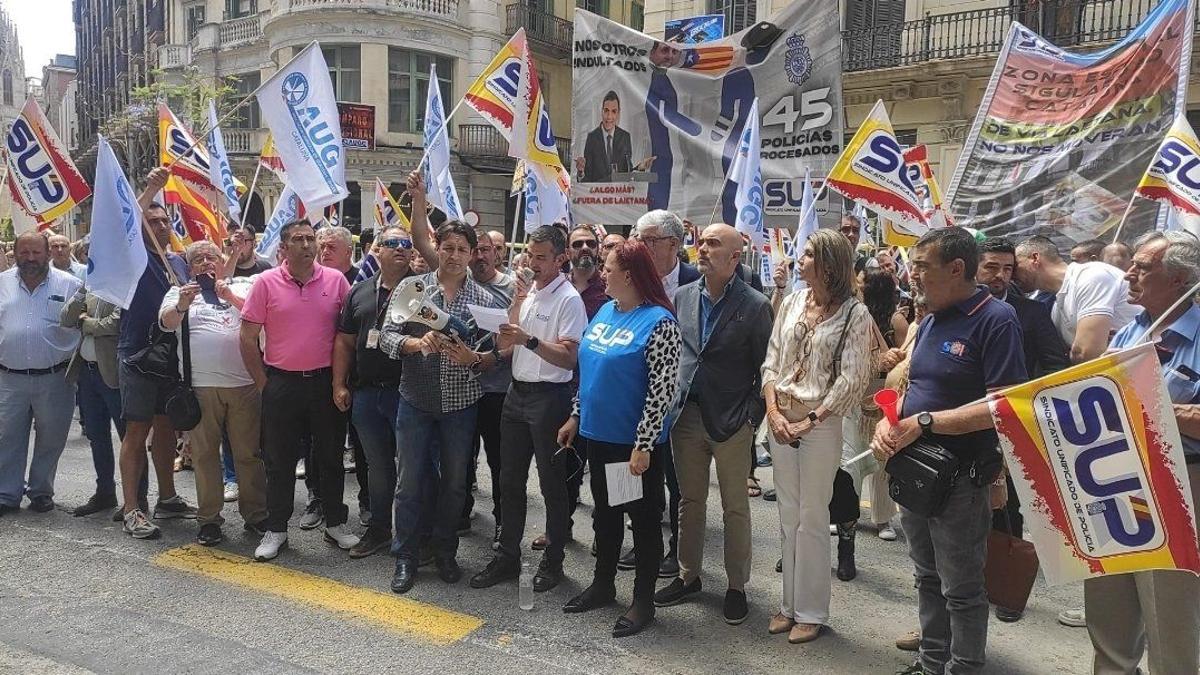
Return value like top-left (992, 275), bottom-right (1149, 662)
top-left (989, 341), bottom-right (1200, 585)
top-left (88, 136), bottom-right (148, 309)
top-left (728, 97), bottom-right (764, 245)
top-left (158, 104), bottom-right (217, 198)
top-left (422, 63), bottom-right (463, 221)
top-left (372, 178), bottom-right (411, 232)
top-left (1136, 114), bottom-right (1200, 216)
top-left (464, 30), bottom-right (526, 139)
top-left (518, 160), bottom-right (571, 233)
top-left (259, 132), bottom-right (290, 184)
top-left (827, 101), bottom-right (927, 231)
top-left (256, 41), bottom-right (347, 211)
top-left (509, 37), bottom-right (569, 185)
top-left (258, 185), bottom-right (307, 261)
top-left (4, 98), bottom-right (91, 224)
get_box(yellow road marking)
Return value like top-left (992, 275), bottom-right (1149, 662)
top-left (153, 545), bottom-right (483, 645)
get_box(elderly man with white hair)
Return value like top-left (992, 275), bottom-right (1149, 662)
top-left (634, 210), bottom-right (700, 303)
top-left (318, 226), bottom-right (359, 284)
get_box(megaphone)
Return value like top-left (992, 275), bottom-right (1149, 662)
top-left (386, 278), bottom-right (470, 338)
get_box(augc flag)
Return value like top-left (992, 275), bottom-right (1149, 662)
top-left (5, 98), bottom-right (91, 223)
top-left (827, 100), bottom-right (927, 230)
top-left (256, 41), bottom-right (346, 211)
top-left (258, 185), bottom-right (306, 261)
top-left (88, 136), bottom-right (148, 309)
top-left (205, 99), bottom-right (242, 225)
top-left (1136, 114), bottom-right (1200, 216)
top-left (989, 341), bottom-right (1200, 585)
top-left (728, 97), bottom-right (764, 245)
top-left (422, 63), bottom-right (463, 221)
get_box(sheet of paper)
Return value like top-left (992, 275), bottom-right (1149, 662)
top-left (605, 461), bottom-right (643, 507)
top-left (467, 304), bottom-right (508, 333)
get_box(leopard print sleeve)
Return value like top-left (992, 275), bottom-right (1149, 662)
top-left (635, 317), bottom-right (682, 451)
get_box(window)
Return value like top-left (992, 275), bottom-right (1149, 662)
top-left (185, 3), bottom-right (205, 40)
top-left (228, 72), bottom-right (261, 129)
top-left (388, 48), bottom-right (454, 134)
top-left (3, 70), bottom-right (12, 106)
top-left (225, 0), bottom-right (257, 19)
top-left (577, 0), bottom-right (609, 16)
top-left (844, 0), bottom-right (905, 67)
top-left (630, 1), bottom-right (644, 31)
top-left (708, 0), bottom-right (755, 34)
top-left (322, 45), bottom-right (361, 102)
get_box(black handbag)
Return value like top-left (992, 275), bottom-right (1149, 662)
top-left (164, 313), bottom-right (202, 431)
top-left (886, 439), bottom-right (961, 518)
top-left (123, 324), bottom-right (179, 380)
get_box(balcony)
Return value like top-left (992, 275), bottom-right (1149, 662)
top-left (218, 12), bottom-right (265, 48)
top-left (844, 0), bottom-right (1200, 72)
top-left (506, 2), bottom-right (572, 58)
top-left (457, 123), bottom-right (572, 171)
top-left (223, 128), bottom-right (268, 155)
top-left (156, 44), bottom-right (192, 70)
top-left (277, 0), bottom-right (460, 23)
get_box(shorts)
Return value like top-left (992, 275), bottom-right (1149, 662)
top-left (118, 357), bottom-right (174, 423)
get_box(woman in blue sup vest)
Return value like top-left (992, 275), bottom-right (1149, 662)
top-left (557, 239), bottom-right (681, 638)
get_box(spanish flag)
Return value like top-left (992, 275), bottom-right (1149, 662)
top-left (259, 132), bottom-right (290, 185)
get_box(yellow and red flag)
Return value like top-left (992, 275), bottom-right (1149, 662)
top-left (158, 104), bottom-right (217, 198)
top-left (164, 175), bottom-right (224, 244)
top-left (4, 98), bottom-right (91, 224)
top-left (508, 38), bottom-right (568, 185)
top-left (1136, 113), bottom-right (1200, 216)
top-left (372, 178), bottom-right (411, 232)
top-left (989, 341), bottom-right (1200, 585)
top-left (464, 30), bottom-right (526, 138)
top-left (259, 132), bottom-right (289, 185)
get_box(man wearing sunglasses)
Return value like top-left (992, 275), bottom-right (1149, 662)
top-left (568, 226), bottom-right (607, 321)
top-left (332, 227), bottom-right (415, 559)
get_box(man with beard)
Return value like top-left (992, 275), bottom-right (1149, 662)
top-left (568, 226), bottom-right (607, 320)
top-left (226, 224), bottom-right (272, 278)
top-left (0, 232), bottom-right (83, 515)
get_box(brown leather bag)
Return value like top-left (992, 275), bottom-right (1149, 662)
top-left (984, 519), bottom-right (1040, 613)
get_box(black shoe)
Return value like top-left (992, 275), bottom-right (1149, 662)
top-left (616, 548), bottom-right (637, 571)
top-left (435, 557), bottom-right (462, 584)
top-left (763, 488), bottom-right (777, 502)
top-left (418, 546), bottom-right (436, 568)
top-left (0, 503), bottom-right (18, 516)
top-left (349, 528), bottom-right (392, 559)
top-left (197, 523), bottom-right (223, 546)
top-left (658, 554), bottom-right (679, 579)
top-left (612, 605), bottom-right (655, 638)
top-left (469, 556), bottom-right (519, 589)
top-left (994, 606), bottom-right (1023, 623)
top-left (27, 495), bottom-right (54, 513)
top-left (563, 583), bottom-right (617, 614)
top-left (243, 520), bottom-right (267, 536)
top-left (73, 493), bottom-right (117, 517)
top-left (391, 560), bottom-right (416, 594)
top-left (653, 577), bottom-right (701, 607)
top-left (723, 589), bottom-right (749, 625)
top-left (590, 539), bottom-right (597, 557)
top-left (836, 522), bottom-right (858, 582)
top-left (532, 558), bottom-right (564, 592)
top-left (456, 515), bottom-right (471, 534)
top-left (775, 558), bottom-right (782, 573)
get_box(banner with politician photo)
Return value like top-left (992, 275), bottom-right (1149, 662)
top-left (570, 4), bottom-right (842, 226)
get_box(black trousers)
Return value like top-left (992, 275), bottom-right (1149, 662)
top-left (498, 382), bottom-right (573, 564)
top-left (466, 391), bottom-right (506, 524)
top-left (585, 436), bottom-right (666, 606)
top-left (262, 368), bottom-right (347, 532)
top-left (304, 422), bottom-right (367, 511)
top-left (829, 468), bottom-right (860, 525)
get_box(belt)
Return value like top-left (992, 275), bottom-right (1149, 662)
top-left (267, 366), bottom-right (332, 378)
top-left (511, 380), bottom-right (570, 393)
top-left (0, 361), bottom-right (69, 376)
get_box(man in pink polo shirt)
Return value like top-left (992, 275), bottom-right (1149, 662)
top-left (239, 219), bottom-right (357, 561)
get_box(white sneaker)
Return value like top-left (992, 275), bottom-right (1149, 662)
top-left (223, 482), bottom-right (239, 503)
top-left (878, 523), bottom-right (897, 541)
top-left (255, 531), bottom-right (288, 561)
top-left (1058, 607), bottom-right (1086, 627)
top-left (122, 509), bottom-right (161, 539)
top-left (829, 524), bottom-right (838, 536)
top-left (295, 459), bottom-right (306, 479)
top-left (324, 524), bottom-right (360, 550)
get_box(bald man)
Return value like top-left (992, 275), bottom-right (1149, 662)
top-left (48, 234), bottom-right (87, 282)
top-left (653, 223), bottom-right (772, 624)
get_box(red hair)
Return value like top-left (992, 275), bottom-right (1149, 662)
top-left (611, 239), bottom-right (675, 316)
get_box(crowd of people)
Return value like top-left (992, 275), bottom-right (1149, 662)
top-left (2, 165), bottom-right (1198, 674)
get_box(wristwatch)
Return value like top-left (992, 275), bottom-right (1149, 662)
top-left (525, 335), bottom-right (540, 351)
top-left (917, 411), bottom-right (935, 435)
top-left (806, 410), bottom-right (819, 424)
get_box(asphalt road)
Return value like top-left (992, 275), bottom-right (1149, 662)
top-left (0, 422), bottom-right (1096, 674)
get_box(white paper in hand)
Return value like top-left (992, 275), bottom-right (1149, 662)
top-left (605, 462), bottom-right (643, 507)
top-left (468, 304), bottom-right (509, 333)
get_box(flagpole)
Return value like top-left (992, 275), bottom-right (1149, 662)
top-left (1109, 192), bottom-right (1140, 244)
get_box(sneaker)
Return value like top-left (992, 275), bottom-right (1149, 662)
top-left (223, 482), bottom-right (239, 503)
top-left (298, 500), bottom-right (324, 530)
top-left (653, 577), bottom-right (701, 607)
top-left (153, 495), bottom-right (198, 520)
top-left (1058, 607), bottom-right (1086, 627)
top-left (197, 523), bottom-right (223, 546)
top-left (349, 528), bottom-right (392, 559)
top-left (358, 507), bottom-right (371, 528)
top-left (73, 493), bottom-right (117, 517)
top-left (112, 498), bottom-right (149, 522)
top-left (878, 523), bottom-right (897, 541)
top-left (27, 495), bottom-right (55, 512)
top-left (324, 524), bottom-right (360, 550)
top-left (723, 589), bottom-right (749, 625)
top-left (295, 459), bottom-right (306, 479)
top-left (895, 630), bottom-right (920, 651)
top-left (343, 448), bottom-right (356, 472)
top-left (123, 509), bottom-right (161, 539)
top-left (255, 531), bottom-right (288, 561)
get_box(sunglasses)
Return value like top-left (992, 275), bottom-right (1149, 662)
top-left (571, 239), bottom-right (598, 249)
top-left (379, 238), bottom-right (413, 250)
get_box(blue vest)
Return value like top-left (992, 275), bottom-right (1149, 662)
top-left (578, 300), bottom-right (674, 446)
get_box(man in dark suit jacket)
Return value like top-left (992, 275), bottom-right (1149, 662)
top-left (652, 223), bottom-right (772, 624)
top-left (576, 90), bottom-right (632, 182)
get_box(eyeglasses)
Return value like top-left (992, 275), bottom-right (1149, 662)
top-left (637, 234), bottom-right (675, 246)
top-left (379, 238), bottom-right (413, 250)
top-left (571, 239), bottom-right (598, 249)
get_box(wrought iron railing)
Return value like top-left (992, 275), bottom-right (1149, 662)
top-left (458, 123), bottom-right (572, 168)
top-left (844, 0), bottom-right (1200, 72)
top-left (507, 2), bottom-right (572, 56)
top-left (282, 0), bottom-right (459, 21)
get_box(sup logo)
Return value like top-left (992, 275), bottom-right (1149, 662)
top-left (1034, 377), bottom-right (1164, 557)
top-left (852, 130), bottom-right (919, 202)
top-left (8, 119), bottom-right (66, 208)
top-left (587, 323), bottom-right (634, 348)
top-left (483, 57), bottom-right (522, 107)
top-left (1151, 139), bottom-right (1200, 193)
top-left (168, 126), bottom-right (210, 171)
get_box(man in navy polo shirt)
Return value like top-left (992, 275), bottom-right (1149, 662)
top-left (872, 227), bottom-right (1026, 675)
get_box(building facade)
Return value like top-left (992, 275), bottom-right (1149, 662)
top-left (41, 54), bottom-right (80, 149)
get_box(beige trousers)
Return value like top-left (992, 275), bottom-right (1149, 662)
top-left (191, 385), bottom-right (268, 527)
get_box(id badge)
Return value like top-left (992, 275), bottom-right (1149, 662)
top-left (366, 329), bottom-right (380, 349)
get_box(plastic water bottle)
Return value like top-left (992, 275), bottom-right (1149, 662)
top-left (519, 559), bottom-right (535, 611)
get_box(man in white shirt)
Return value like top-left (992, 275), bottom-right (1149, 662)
top-left (634, 210), bottom-right (700, 303)
top-left (0, 232), bottom-right (83, 514)
top-left (159, 241), bottom-right (268, 546)
top-left (48, 233), bottom-right (87, 282)
top-left (470, 225), bottom-right (588, 593)
top-left (1015, 235), bottom-right (1138, 364)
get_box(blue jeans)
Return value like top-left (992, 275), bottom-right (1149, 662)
top-left (0, 370), bottom-right (76, 505)
top-left (77, 362), bottom-right (125, 495)
top-left (222, 432), bottom-right (236, 484)
top-left (393, 398), bottom-right (477, 561)
top-left (352, 385), bottom-right (399, 533)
